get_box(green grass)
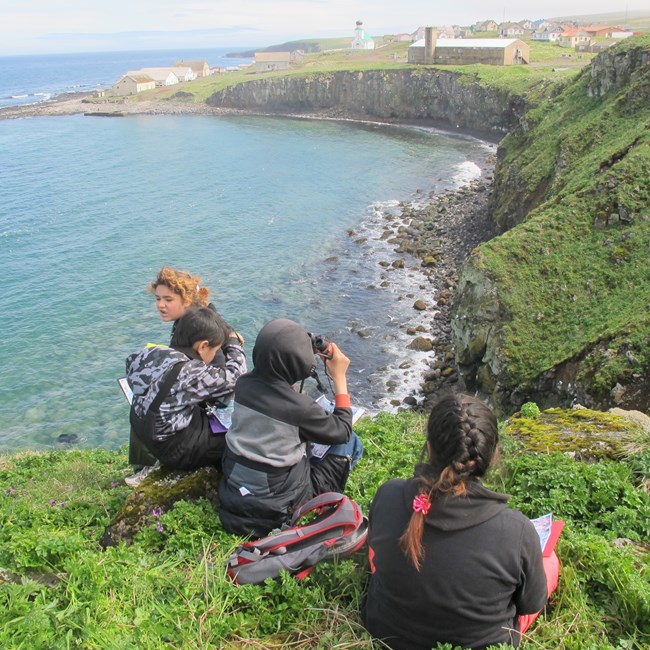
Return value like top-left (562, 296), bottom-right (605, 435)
top-left (0, 411), bottom-right (648, 649)
top-left (131, 37), bottom-right (599, 107)
top-left (466, 34), bottom-right (650, 391)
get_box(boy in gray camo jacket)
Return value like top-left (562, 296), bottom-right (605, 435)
top-left (127, 307), bottom-right (247, 470)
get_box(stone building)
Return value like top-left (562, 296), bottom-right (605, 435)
top-left (111, 74), bottom-right (156, 96)
top-left (408, 28), bottom-right (529, 66)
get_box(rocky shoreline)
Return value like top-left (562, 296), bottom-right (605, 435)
top-left (3, 91), bottom-right (497, 413)
top-left (377, 166), bottom-right (496, 412)
top-left (0, 92), bottom-right (238, 120)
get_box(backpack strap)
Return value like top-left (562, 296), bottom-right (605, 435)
top-left (236, 493), bottom-right (360, 558)
top-left (146, 361), bottom-right (186, 417)
top-left (290, 492), bottom-right (346, 525)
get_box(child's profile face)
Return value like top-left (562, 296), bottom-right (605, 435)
top-left (154, 284), bottom-right (189, 322)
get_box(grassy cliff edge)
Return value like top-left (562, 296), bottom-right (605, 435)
top-left (452, 35), bottom-right (650, 414)
top-left (0, 410), bottom-right (648, 648)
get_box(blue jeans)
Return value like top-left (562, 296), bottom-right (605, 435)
top-left (311, 431), bottom-right (363, 469)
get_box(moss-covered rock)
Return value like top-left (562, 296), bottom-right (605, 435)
top-left (100, 466), bottom-right (220, 548)
top-left (504, 406), bottom-right (645, 461)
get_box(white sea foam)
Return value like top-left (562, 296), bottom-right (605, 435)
top-left (452, 160), bottom-right (482, 187)
top-left (341, 198), bottom-right (441, 413)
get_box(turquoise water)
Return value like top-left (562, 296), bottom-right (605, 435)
top-left (0, 112), bottom-right (493, 451)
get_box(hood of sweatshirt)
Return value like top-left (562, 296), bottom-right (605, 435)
top-left (402, 464), bottom-right (511, 532)
top-left (251, 318), bottom-right (315, 385)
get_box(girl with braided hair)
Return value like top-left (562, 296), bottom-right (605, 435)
top-left (363, 393), bottom-right (558, 650)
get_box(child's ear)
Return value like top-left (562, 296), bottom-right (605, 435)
top-left (192, 339), bottom-right (208, 353)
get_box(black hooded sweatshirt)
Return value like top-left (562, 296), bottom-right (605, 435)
top-left (363, 467), bottom-right (548, 650)
top-left (219, 318), bottom-right (352, 537)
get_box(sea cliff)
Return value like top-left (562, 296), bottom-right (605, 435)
top-left (452, 35), bottom-right (650, 415)
top-left (206, 68), bottom-right (525, 135)
top-left (205, 37), bottom-right (650, 416)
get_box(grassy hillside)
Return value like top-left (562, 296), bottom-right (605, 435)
top-left (0, 410), bottom-right (647, 648)
top-left (550, 10), bottom-right (650, 31)
top-left (227, 36), bottom-right (354, 58)
top-left (472, 35), bottom-right (650, 398)
top-left (127, 38), bottom-right (594, 106)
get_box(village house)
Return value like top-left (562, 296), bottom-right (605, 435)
top-left (559, 28), bottom-right (592, 48)
top-left (474, 19), bottom-right (498, 33)
top-left (170, 66), bottom-right (196, 82)
top-left (576, 41), bottom-right (615, 53)
top-left (498, 22), bottom-right (526, 38)
top-left (408, 28), bottom-right (529, 66)
top-left (131, 68), bottom-right (180, 87)
top-left (352, 20), bottom-right (375, 49)
top-left (254, 50), bottom-right (304, 73)
top-left (608, 30), bottom-right (634, 39)
top-left (437, 25), bottom-right (457, 39)
top-left (174, 60), bottom-right (210, 78)
top-left (254, 52), bottom-right (291, 72)
top-left (582, 25), bottom-right (615, 38)
top-left (531, 25), bottom-right (563, 42)
top-left (111, 74), bottom-right (156, 96)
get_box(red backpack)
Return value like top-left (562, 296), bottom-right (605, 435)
top-left (226, 492), bottom-right (368, 585)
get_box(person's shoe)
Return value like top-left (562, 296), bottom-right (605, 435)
top-left (124, 463), bottom-right (158, 487)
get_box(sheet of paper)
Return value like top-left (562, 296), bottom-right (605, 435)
top-left (117, 377), bottom-right (133, 405)
top-left (529, 512), bottom-right (553, 551)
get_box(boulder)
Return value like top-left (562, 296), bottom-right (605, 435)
top-left (100, 466), bottom-right (220, 548)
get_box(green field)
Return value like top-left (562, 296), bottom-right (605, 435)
top-left (0, 410), bottom-right (647, 648)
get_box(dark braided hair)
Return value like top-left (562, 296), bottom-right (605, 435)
top-left (399, 393), bottom-right (498, 570)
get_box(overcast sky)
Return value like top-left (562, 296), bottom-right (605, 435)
top-left (0, 0), bottom-right (645, 56)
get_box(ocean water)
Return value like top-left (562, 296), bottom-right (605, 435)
top-left (0, 48), bottom-right (252, 109)
top-left (0, 53), bottom-right (495, 453)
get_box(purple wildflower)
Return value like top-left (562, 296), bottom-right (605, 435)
top-left (4, 488), bottom-right (16, 496)
top-left (151, 507), bottom-right (162, 519)
top-left (49, 499), bottom-right (57, 506)
top-left (156, 522), bottom-right (164, 533)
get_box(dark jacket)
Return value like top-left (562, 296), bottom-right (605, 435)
top-left (219, 318), bottom-right (352, 537)
top-left (126, 340), bottom-right (247, 469)
top-left (363, 468), bottom-right (548, 650)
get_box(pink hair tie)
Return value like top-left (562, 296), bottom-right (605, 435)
top-left (413, 493), bottom-right (431, 516)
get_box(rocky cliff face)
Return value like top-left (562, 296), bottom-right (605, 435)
top-left (587, 40), bottom-right (650, 97)
top-left (452, 37), bottom-right (650, 416)
top-left (207, 69), bottom-right (525, 134)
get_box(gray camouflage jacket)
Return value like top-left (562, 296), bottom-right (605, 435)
top-left (126, 341), bottom-right (247, 440)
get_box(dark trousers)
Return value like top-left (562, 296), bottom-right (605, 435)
top-left (128, 426), bottom-right (157, 467)
top-left (132, 408), bottom-right (226, 471)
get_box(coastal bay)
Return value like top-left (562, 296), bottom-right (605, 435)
top-left (1, 98), bottom-right (494, 451)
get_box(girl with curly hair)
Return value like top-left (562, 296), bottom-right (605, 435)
top-left (126, 267), bottom-right (244, 483)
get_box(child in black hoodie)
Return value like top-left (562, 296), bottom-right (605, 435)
top-left (219, 318), bottom-right (363, 538)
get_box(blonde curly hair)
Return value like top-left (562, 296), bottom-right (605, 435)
top-left (148, 267), bottom-right (210, 307)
